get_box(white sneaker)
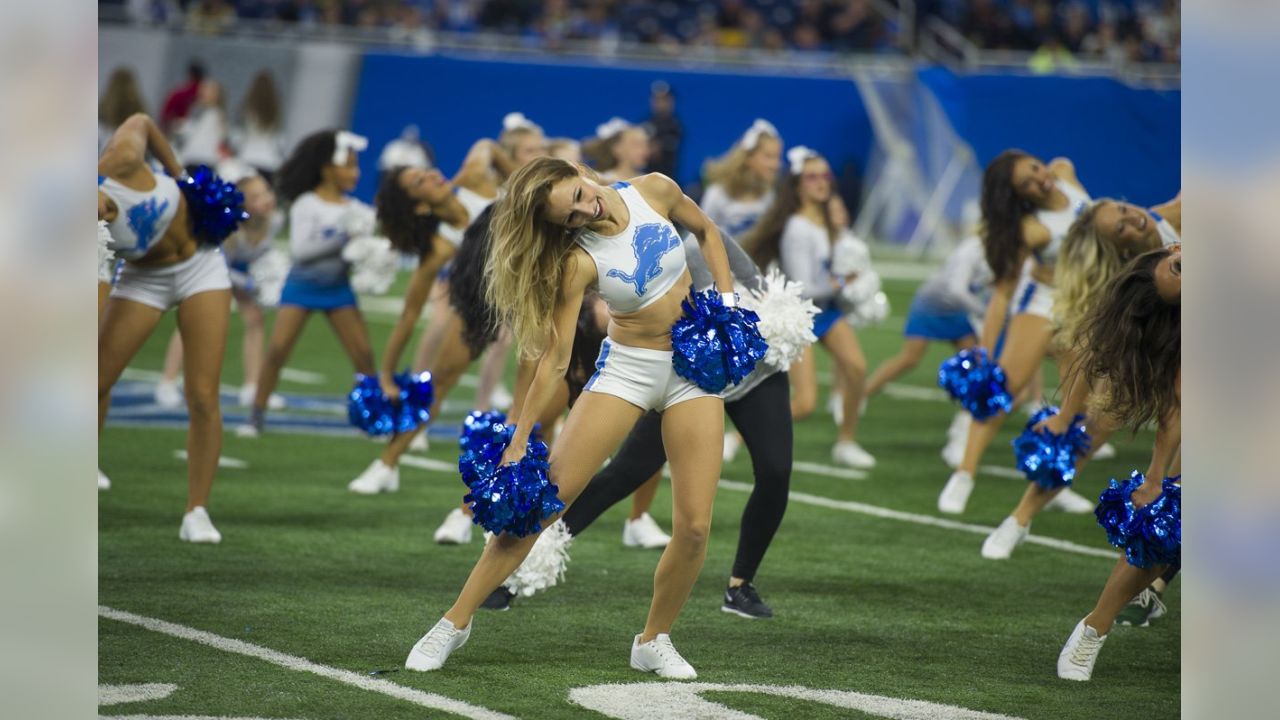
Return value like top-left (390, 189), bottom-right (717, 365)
top-left (832, 441), bottom-right (876, 469)
top-left (238, 384), bottom-right (285, 410)
top-left (1057, 618), bottom-right (1107, 681)
top-left (722, 431), bottom-right (741, 463)
top-left (434, 508), bottom-right (474, 545)
top-left (408, 432), bottom-right (429, 452)
top-left (405, 617), bottom-right (471, 672)
top-left (98, 468), bottom-right (111, 491)
top-left (827, 392), bottom-right (844, 425)
top-left (1092, 442), bottom-right (1116, 460)
top-left (937, 470), bottom-right (974, 514)
top-left (981, 516), bottom-right (1029, 559)
top-left (1045, 487), bottom-right (1095, 514)
top-left (235, 421), bottom-right (261, 439)
top-left (490, 384), bottom-right (513, 411)
top-left (179, 506), bottom-right (222, 544)
top-left (940, 434), bottom-right (965, 469)
top-left (630, 633), bottom-right (697, 679)
top-left (154, 380), bottom-right (183, 409)
top-left (623, 513), bottom-right (672, 549)
top-left (946, 411), bottom-right (971, 441)
top-left (348, 460), bottom-right (400, 494)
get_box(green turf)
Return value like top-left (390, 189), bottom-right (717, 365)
top-left (99, 274), bottom-right (1178, 719)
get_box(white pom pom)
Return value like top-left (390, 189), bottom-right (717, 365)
top-left (97, 220), bottom-right (116, 283)
top-left (341, 235), bottom-right (401, 295)
top-left (342, 200), bottom-right (378, 239)
top-left (831, 230), bottom-right (870, 277)
top-left (847, 289), bottom-right (891, 328)
top-left (496, 520), bottom-right (574, 598)
top-left (740, 268), bottom-right (820, 372)
top-left (249, 247), bottom-right (290, 307)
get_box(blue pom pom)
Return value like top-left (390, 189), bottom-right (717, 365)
top-left (938, 348), bottom-right (1013, 420)
top-left (459, 425), bottom-right (563, 537)
top-left (345, 371), bottom-right (434, 437)
top-left (670, 286), bottom-right (769, 393)
top-left (1095, 472), bottom-right (1181, 568)
top-left (178, 165), bottom-right (248, 244)
top-left (1011, 406), bottom-right (1092, 488)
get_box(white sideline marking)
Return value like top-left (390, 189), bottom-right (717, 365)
top-left (399, 455), bottom-right (458, 474)
top-left (978, 465), bottom-right (1026, 480)
top-left (717, 480), bottom-right (1116, 560)
top-left (875, 260), bottom-right (938, 282)
top-left (792, 461), bottom-right (867, 481)
top-left (121, 368), bottom-right (241, 396)
top-left (280, 368), bottom-right (327, 384)
top-left (97, 606), bottom-right (517, 720)
top-left (882, 383), bottom-right (949, 402)
top-left (99, 683), bottom-right (178, 707)
top-left (102, 716), bottom-right (292, 720)
top-left (173, 451), bottom-right (248, 469)
top-left (569, 681), bottom-right (1026, 720)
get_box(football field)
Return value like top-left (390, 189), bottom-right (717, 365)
top-left (98, 272), bottom-right (1179, 719)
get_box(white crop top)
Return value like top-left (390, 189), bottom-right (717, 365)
top-left (576, 181), bottom-right (687, 314)
top-left (1033, 179), bottom-right (1091, 266)
top-left (98, 173), bottom-right (183, 261)
top-left (1152, 211), bottom-right (1181, 247)
top-left (439, 186), bottom-right (497, 248)
top-left (700, 183), bottom-right (772, 238)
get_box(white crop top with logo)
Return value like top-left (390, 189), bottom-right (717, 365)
top-left (575, 181), bottom-right (687, 314)
top-left (1033, 179), bottom-right (1091, 267)
top-left (98, 173), bottom-right (183, 261)
top-left (1152, 211), bottom-right (1181, 247)
top-left (438, 186), bottom-right (498, 248)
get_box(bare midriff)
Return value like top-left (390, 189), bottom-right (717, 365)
top-left (603, 268), bottom-right (694, 351)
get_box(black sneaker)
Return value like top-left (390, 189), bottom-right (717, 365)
top-left (721, 583), bottom-right (773, 619)
top-left (480, 587), bottom-right (514, 611)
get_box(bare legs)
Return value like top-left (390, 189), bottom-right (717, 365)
top-left (629, 472), bottom-right (661, 521)
top-left (1084, 558), bottom-right (1167, 636)
top-left (175, 290), bottom-right (231, 510)
top-left (821, 322), bottom-right (868, 443)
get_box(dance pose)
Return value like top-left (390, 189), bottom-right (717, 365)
top-left (1057, 245), bottom-right (1181, 681)
top-left (700, 118), bottom-right (782, 237)
top-left (938, 150), bottom-right (1091, 516)
top-left (405, 158), bottom-right (737, 679)
top-left (744, 147), bottom-right (875, 469)
top-left (97, 113), bottom-right (234, 542)
top-left (155, 167), bottom-right (284, 409)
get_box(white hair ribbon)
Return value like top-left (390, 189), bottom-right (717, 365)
top-left (740, 118), bottom-right (779, 151)
top-left (787, 145), bottom-right (818, 175)
top-left (595, 117), bottom-right (631, 140)
top-left (332, 130), bottom-right (369, 166)
top-left (502, 112), bottom-right (542, 133)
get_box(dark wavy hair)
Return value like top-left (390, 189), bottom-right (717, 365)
top-left (1074, 246), bottom-right (1180, 430)
top-left (374, 167), bottom-right (441, 257)
top-left (275, 129), bottom-right (337, 203)
top-left (448, 204), bottom-right (501, 356)
top-left (980, 149), bottom-right (1036, 282)
top-left (239, 70), bottom-right (281, 131)
top-left (741, 170), bottom-right (828, 269)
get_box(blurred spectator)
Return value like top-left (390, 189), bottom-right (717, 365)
top-left (644, 81), bottom-right (682, 178)
top-left (186, 0), bottom-right (236, 34)
top-left (234, 70), bottom-right (286, 184)
top-left (159, 61), bottom-right (205, 134)
top-left (1028, 32), bottom-right (1077, 73)
top-left (98, 67), bottom-right (148, 153)
top-left (177, 79), bottom-right (229, 173)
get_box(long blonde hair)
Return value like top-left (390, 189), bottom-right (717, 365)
top-left (99, 67), bottom-right (147, 129)
top-left (1054, 199), bottom-right (1134, 345)
top-left (703, 129), bottom-right (779, 199)
top-left (485, 157), bottom-right (584, 358)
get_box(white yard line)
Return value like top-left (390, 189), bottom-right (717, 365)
top-left (98, 684), bottom-right (178, 707)
top-left (280, 368), bottom-right (327, 384)
top-left (172, 451), bottom-right (249, 469)
top-left (97, 606), bottom-right (517, 720)
top-left (792, 461), bottom-right (868, 481)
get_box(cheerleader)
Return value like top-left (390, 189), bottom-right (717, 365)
top-left (700, 119), bottom-right (781, 237)
top-left (98, 113), bottom-right (234, 542)
top-left (155, 165), bottom-right (284, 409)
top-left (98, 67), bottom-right (147, 154)
top-left (239, 130), bottom-right (375, 437)
top-left (1057, 245), bottom-right (1180, 681)
top-left (743, 147), bottom-right (875, 469)
top-left (404, 158), bottom-right (740, 679)
top-left (177, 80), bottom-right (228, 175)
top-left (938, 150), bottom-right (1091, 515)
top-left (979, 198), bottom-right (1181, 559)
top-left (584, 117), bottom-right (651, 182)
top-left (233, 70), bottom-right (286, 185)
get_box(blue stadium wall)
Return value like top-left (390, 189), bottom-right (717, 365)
top-left (349, 51), bottom-right (1179, 209)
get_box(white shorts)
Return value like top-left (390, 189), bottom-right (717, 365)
top-left (584, 339), bottom-right (719, 411)
top-left (1012, 264), bottom-right (1055, 321)
top-left (111, 247), bottom-right (232, 311)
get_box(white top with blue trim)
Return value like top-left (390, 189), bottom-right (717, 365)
top-left (1153, 212), bottom-right (1181, 247)
top-left (98, 173), bottom-right (182, 261)
top-left (288, 192), bottom-right (361, 286)
top-left (700, 183), bottom-right (772, 238)
top-left (576, 181), bottom-right (687, 314)
top-left (439, 186), bottom-right (497, 248)
top-left (1033, 179), bottom-right (1091, 267)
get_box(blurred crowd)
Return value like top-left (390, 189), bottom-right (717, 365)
top-left (103, 0), bottom-right (1179, 63)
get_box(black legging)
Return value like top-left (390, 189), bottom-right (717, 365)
top-left (562, 371), bottom-right (792, 583)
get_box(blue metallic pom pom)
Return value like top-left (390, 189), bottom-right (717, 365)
top-left (1012, 406), bottom-right (1092, 489)
top-left (1095, 472), bottom-right (1181, 568)
top-left (178, 165), bottom-right (248, 244)
top-left (345, 371), bottom-right (434, 436)
top-left (459, 425), bottom-right (563, 538)
top-left (670, 286), bottom-right (769, 393)
top-left (937, 348), bottom-right (1014, 420)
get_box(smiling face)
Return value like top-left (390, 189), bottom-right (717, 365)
top-left (323, 150), bottom-right (361, 193)
top-left (1093, 200), bottom-right (1159, 253)
top-left (797, 157), bottom-right (833, 205)
top-left (238, 175), bottom-right (277, 218)
top-left (746, 135), bottom-right (782, 182)
top-left (397, 166), bottom-right (453, 206)
top-left (1009, 155), bottom-right (1055, 206)
top-left (1154, 245), bottom-right (1181, 303)
top-left (613, 128), bottom-right (650, 172)
top-left (544, 172), bottom-right (606, 230)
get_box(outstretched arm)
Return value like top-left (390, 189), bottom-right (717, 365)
top-left (378, 236), bottom-right (456, 395)
top-left (99, 113), bottom-right (184, 180)
top-left (639, 173), bottom-right (733, 295)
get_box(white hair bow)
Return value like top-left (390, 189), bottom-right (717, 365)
top-left (787, 145), bottom-right (818, 175)
top-left (595, 117), bottom-right (631, 140)
top-left (332, 130), bottom-right (369, 166)
top-left (740, 118), bottom-right (779, 151)
top-left (503, 112), bottom-right (542, 133)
